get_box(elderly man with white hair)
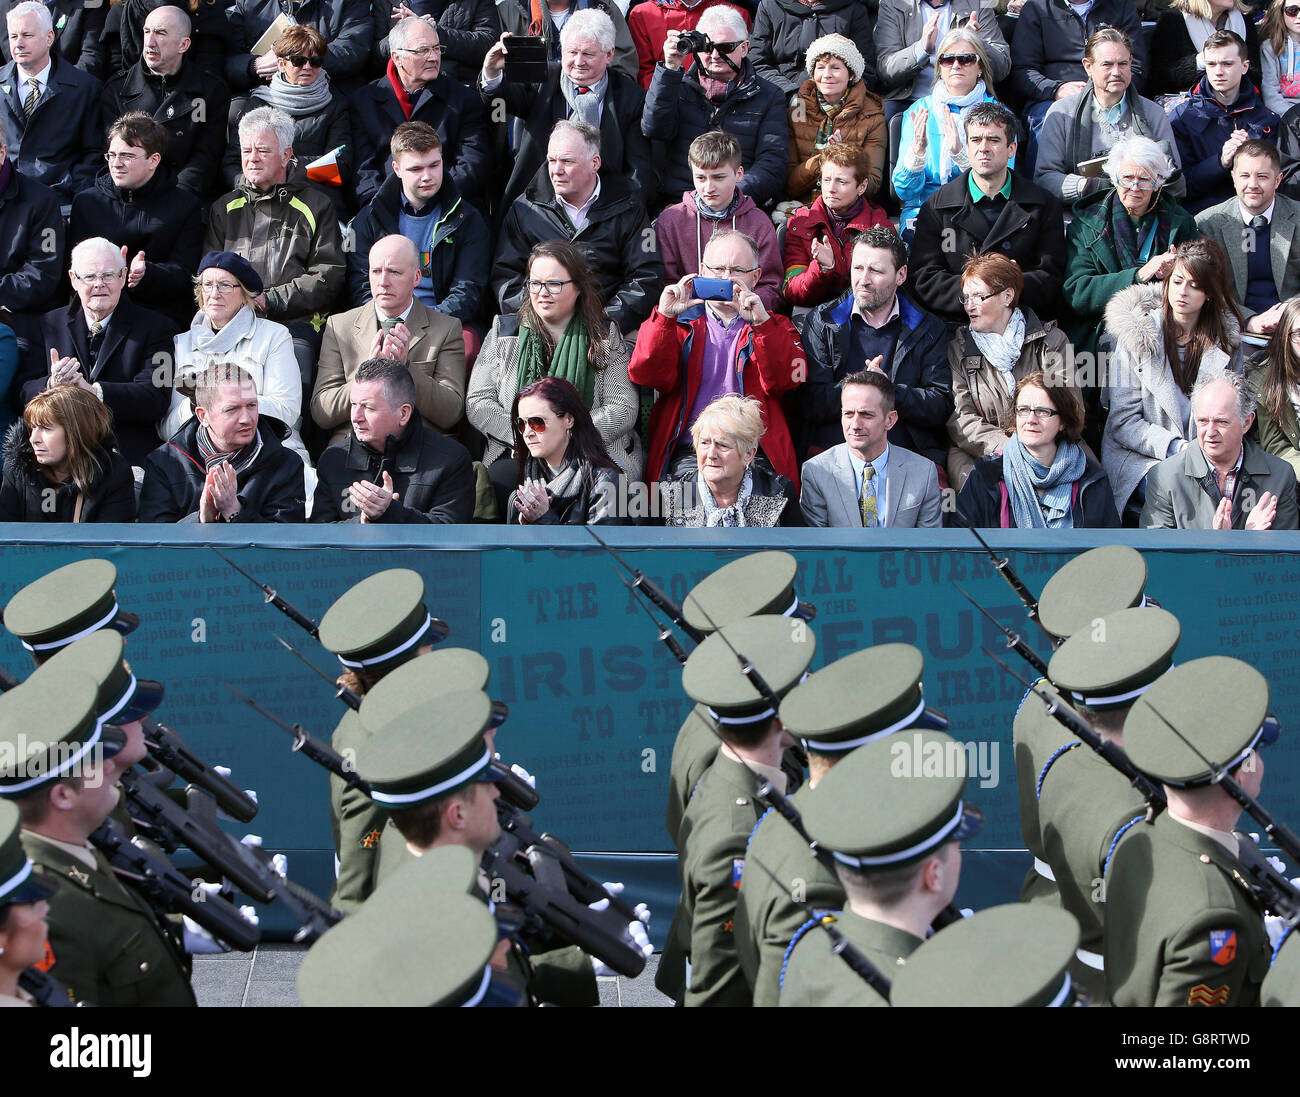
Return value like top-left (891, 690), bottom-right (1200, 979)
top-left (0, 0), bottom-right (102, 204)
top-left (350, 14), bottom-right (491, 207)
top-left (1142, 369), bottom-right (1300, 529)
top-left (16, 236), bottom-right (174, 465)
top-left (643, 3), bottom-right (789, 209)
top-left (206, 105), bottom-right (345, 391)
top-left (497, 0), bottom-right (637, 80)
top-left (481, 8), bottom-right (651, 211)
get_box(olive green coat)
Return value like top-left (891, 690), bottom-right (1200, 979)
top-left (779, 909), bottom-right (921, 1007)
top-left (1261, 927), bottom-right (1300, 1006)
top-left (23, 831), bottom-right (195, 1008)
top-left (329, 709), bottom-right (386, 915)
top-left (1247, 363), bottom-right (1300, 483)
top-left (1013, 680), bottom-right (1072, 910)
top-left (665, 704), bottom-right (720, 848)
top-left (733, 789), bottom-right (844, 1007)
top-left (1105, 812), bottom-right (1270, 1007)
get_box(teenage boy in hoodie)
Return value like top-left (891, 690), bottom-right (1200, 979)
top-left (654, 130), bottom-right (783, 314)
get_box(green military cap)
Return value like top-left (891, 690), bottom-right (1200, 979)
top-left (891, 904), bottom-right (1081, 1007)
top-left (779, 644), bottom-right (947, 754)
top-left (28, 630), bottom-right (164, 725)
top-left (681, 552), bottom-right (816, 633)
top-left (681, 615), bottom-right (816, 728)
top-left (356, 688), bottom-right (498, 809)
top-left (1047, 607), bottom-right (1180, 712)
top-left (1124, 657), bottom-right (1278, 788)
top-left (0, 675), bottom-right (126, 798)
top-left (0, 800), bottom-right (57, 906)
top-left (318, 569), bottom-right (450, 675)
top-left (800, 729), bottom-right (983, 870)
top-left (359, 648), bottom-right (496, 729)
top-left (1037, 546), bottom-right (1151, 641)
top-left (298, 857), bottom-right (502, 1007)
top-left (3, 559), bottom-right (140, 655)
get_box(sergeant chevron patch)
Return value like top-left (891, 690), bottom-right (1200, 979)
top-left (1187, 984), bottom-right (1231, 1006)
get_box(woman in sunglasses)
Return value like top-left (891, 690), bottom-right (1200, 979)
top-left (1101, 238), bottom-right (1244, 523)
top-left (953, 372), bottom-right (1118, 528)
top-left (468, 241), bottom-right (641, 515)
top-left (1063, 135), bottom-right (1199, 358)
top-left (224, 26), bottom-right (352, 210)
top-left (1260, 0), bottom-right (1300, 114)
top-left (892, 28), bottom-right (1002, 236)
top-left (506, 376), bottom-right (628, 525)
top-left (945, 253), bottom-right (1085, 492)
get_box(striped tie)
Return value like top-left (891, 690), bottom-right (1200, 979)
top-left (860, 464), bottom-right (879, 528)
top-left (22, 80), bottom-right (39, 117)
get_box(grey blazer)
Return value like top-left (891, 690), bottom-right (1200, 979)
top-left (1196, 194), bottom-right (1300, 320)
top-left (799, 442), bottom-right (943, 527)
top-left (1141, 440), bottom-right (1300, 529)
top-left (874, 0), bottom-right (1010, 101)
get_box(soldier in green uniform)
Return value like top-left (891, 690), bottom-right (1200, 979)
top-left (778, 728), bottom-right (982, 1006)
top-left (0, 800), bottom-right (58, 1008)
top-left (3, 560), bottom-right (142, 665)
top-left (657, 614), bottom-right (817, 1007)
top-left (734, 643), bottom-right (948, 1006)
top-left (891, 904), bottom-right (1082, 1007)
top-left (1014, 545), bottom-right (1156, 909)
top-left (0, 673), bottom-right (196, 1007)
top-left (1105, 657), bottom-right (1276, 1007)
top-left (664, 552), bottom-right (816, 847)
top-left (1035, 606), bottom-right (1180, 1003)
top-left (355, 687), bottom-right (613, 1006)
top-left (298, 846), bottom-right (525, 1007)
top-left (316, 568), bottom-right (450, 913)
top-left (1261, 924), bottom-right (1300, 1006)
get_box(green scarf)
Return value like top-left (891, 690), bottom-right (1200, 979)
top-left (515, 315), bottom-right (593, 408)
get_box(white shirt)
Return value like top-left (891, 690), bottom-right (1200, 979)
top-left (850, 295), bottom-right (901, 328)
top-left (83, 308), bottom-right (115, 337)
top-left (847, 443), bottom-right (892, 527)
top-left (1239, 198), bottom-right (1277, 226)
top-left (17, 57), bottom-right (51, 102)
top-left (375, 300), bottom-right (415, 326)
top-left (558, 176), bottom-right (601, 233)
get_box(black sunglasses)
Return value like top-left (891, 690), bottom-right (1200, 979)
top-left (515, 415), bottom-right (549, 434)
top-left (285, 53), bottom-right (325, 67)
top-left (709, 40), bottom-right (745, 54)
top-left (1287, 5), bottom-right (1300, 15)
top-left (938, 53), bottom-right (979, 67)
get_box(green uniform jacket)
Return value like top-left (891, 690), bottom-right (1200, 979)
top-left (1038, 741), bottom-right (1149, 1003)
top-left (733, 790), bottom-right (844, 1007)
top-left (665, 704), bottom-right (720, 848)
top-left (1261, 927), bottom-right (1300, 1006)
top-left (23, 831), bottom-right (195, 1008)
top-left (1013, 680), bottom-right (1072, 909)
top-left (1105, 812), bottom-right (1270, 1007)
top-left (657, 752), bottom-right (764, 1006)
top-left (779, 910), bottom-right (922, 1007)
top-left (1246, 364), bottom-right (1300, 483)
top-left (1062, 189), bottom-right (1200, 355)
top-left (329, 710), bottom-right (387, 915)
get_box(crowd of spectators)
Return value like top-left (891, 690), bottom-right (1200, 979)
top-left (1, 0), bottom-right (1298, 531)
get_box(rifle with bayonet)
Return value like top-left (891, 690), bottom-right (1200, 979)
top-left (965, 527), bottom-right (1058, 647)
top-left (89, 816), bottom-right (261, 951)
top-left (211, 548), bottom-right (321, 638)
top-left (953, 583), bottom-right (1050, 678)
top-left (584, 527), bottom-right (706, 644)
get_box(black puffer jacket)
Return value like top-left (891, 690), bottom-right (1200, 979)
top-left (493, 173), bottom-right (662, 333)
top-left (138, 418), bottom-right (306, 522)
top-left (0, 421), bottom-right (137, 522)
top-left (101, 58), bottom-right (232, 201)
top-left (750, 0), bottom-right (878, 96)
top-left (68, 167), bottom-right (204, 329)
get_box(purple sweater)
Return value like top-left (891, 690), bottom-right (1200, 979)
top-left (653, 190), bottom-right (786, 314)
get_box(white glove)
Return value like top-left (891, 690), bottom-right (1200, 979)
top-left (216, 786), bottom-right (257, 821)
top-left (508, 763), bottom-right (536, 790)
top-left (590, 882), bottom-right (623, 913)
top-left (634, 902), bottom-right (651, 927)
top-left (271, 854), bottom-right (288, 878)
top-left (214, 765), bottom-right (232, 779)
top-left (1267, 856), bottom-right (1288, 876)
top-left (1266, 914), bottom-right (1288, 950)
top-left (628, 919), bottom-right (653, 958)
top-left (183, 915), bottom-right (229, 954)
top-left (241, 834), bottom-right (263, 848)
top-left (959, 908), bottom-right (974, 918)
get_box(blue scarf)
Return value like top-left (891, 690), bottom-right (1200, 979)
top-left (1002, 435), bottom-right (1086, 529)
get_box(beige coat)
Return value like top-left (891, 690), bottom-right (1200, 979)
top-left (945, 310), bottom-right (1080, 490)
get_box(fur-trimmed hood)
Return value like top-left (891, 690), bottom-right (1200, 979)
top-left (1, 420), bottom-right (36, 489)
top-left (1103, 282), bottom-right (1242, 362)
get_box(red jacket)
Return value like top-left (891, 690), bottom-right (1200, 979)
top-left (781, 195), bottom-right (890, 307)
top-left (628, 305), bottom-right (804, 490)
top-left (627, 0), bottom-right (751, 89)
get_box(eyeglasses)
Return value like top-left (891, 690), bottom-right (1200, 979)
top-left (398, 45), bottom-right (445, 58)
top-left (104, 151), bottom-right (142, 163)
top-left (1288, 331), bottom-right (1300, 345)
top-left (701, 263), bottom-right (758, 276)
top-left (1286, 5), bottom-right (1300, 16)
top-left (1015, 405), bottom-right (1060, 420)
top-left (526, 279), bottom-right (574, 295)
top-left (284, 53), bottom-right (324, 67)
top-left (960, 290), bottom-right (1001, 306)
top-left (515, 415), bottom-right (549, 433)
top-left (200, 280), bottom-right (241, 295)
top-left (72, 270), bottom-right (124, 284)
top-left (938, 53), bottom-right (979, 67)
top-left (707, 40), bottom-right (744, 54)
top-left (1116, 175), bottom-right (1158, 191)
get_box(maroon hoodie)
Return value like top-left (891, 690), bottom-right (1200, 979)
top-left (653, 189), bottom-right (786, 315)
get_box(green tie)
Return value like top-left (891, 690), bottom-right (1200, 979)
top-left (860, 464), bottom-right (879, 528)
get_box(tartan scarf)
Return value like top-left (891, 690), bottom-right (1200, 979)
top-left (1099, 187), bottom-right (1171, 270)
top-left (195, 424), bottom-right (261, 474)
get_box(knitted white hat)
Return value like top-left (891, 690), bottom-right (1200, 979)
top-left (805, 33), bottom-right (864, 83)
